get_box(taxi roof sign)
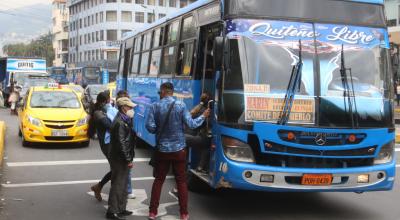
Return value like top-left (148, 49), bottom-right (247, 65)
top-left (46, 83), bottom-right (61, 89)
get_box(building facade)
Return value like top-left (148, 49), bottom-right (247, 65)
top-left (67, 0), bottom-right (195, 77)
top-left (386, 0), bottom-right (400, 44)
top-left (52, 0), bottom-right (69, 67)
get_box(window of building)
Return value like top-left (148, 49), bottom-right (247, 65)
top-left (100, 12), bottom-right (104, 22)
top-left (107, 51), bottom-right (118, 60)
top-left (135, 0), bottom-right (144, 4)
top-left (148, 0), bottom-right (155, 5)
top-left (121, 29), bottom-right (131, 37)
top-left (96, 13), bottom-right (98, 24)
top-left (107, 0), bottom-right (117, 2)
top-left (107, 29), bottom-right (118, 41)
top-left (165, 20), bottom-right (179, 44)
top-left (122, 0), bottom-right (132, 2)
top-left (92, 32), bottom-right (95, 42)
top-left (135, 12), bottom-right (144, 23)
top-left (159, 0), bottom-right (165, 6)
top-left (122, 11), bottom-right (132, 22)
top-left (92, 15), bottom-right (94, 25)
top-left (106, 11), bottom-right (117, 22)
top-left (88, 33), bottom-right (91, 43)
top-left (148, 13), bottom-right (155, 23)
top-left (100, 30), bottom-right (104, 40)
top-left (169, 0), bottom-right (176, 7)
top-left (159, 13), bottom-right (166, 19)
top-left (388, 19), bottom-right (397, 27)
top-left (180, 0), bottom-right (188, 8)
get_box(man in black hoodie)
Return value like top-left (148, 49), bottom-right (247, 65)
top-left (106, 97), bottom-right (136, 220)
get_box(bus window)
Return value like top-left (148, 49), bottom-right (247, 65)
top-left (131, 54), bottom-right (140, 75)
top-left (140, 52), bottom-right (150, 74)
top-left (177, 41), bottom-right (195, 76)
top-left (161, 46), bottom-right (176, 75)
top-left (165, 20), bottom-right (179, 45)
top-left (153, 28), bottom-right (162, 48)
top-left (149, 49), bottom-right (161, 76)
top-left (181, 16), bottom-right (196, 40)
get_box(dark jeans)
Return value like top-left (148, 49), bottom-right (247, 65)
top-left (150, 149), bottom-right (188, 215)
top-left (185, 134), bottom-right (210, 170)
top-left (108, 158), bottom-right (129, 214)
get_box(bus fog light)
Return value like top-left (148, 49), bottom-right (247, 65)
top-left (357, 174), bottom-right (369, 183)
top-left (377, 172), bottom-right (385, 179)
top-left (244, 171), bottom-right (253, 178)
top-left (260, 174), bottom-right (274, 183)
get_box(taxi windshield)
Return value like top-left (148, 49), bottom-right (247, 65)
top-left (30, 91), bottom-right (81, 109)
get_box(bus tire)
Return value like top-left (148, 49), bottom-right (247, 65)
top-left (187, 171), bottom-right (211, 193)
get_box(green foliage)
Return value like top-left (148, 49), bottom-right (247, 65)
top-left (2, 32), bottom-right (55, 66)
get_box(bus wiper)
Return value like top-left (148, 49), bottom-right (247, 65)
top-left (278, 40), bottom-right (303, 125)
top-left (339, 44), bottom-right (359, 128)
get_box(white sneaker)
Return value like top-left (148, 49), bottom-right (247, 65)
top-left (127, 193), bottom-right (136, 199)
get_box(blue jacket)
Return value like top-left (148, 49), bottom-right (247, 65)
top-left (146, 96), bottom-right (205, 152)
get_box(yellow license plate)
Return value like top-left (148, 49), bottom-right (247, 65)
top-left (301, 174), bottom-right (333, 185)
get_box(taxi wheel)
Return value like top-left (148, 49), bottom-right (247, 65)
top-left (18, 128), bottom-right (22, 137)
top-left (81, 141), bottom-right (90, 147)
top-left (22, 137), bottom-right (31, 147)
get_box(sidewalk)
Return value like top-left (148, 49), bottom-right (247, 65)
top-left (0, 121), bottom-right (5, 165)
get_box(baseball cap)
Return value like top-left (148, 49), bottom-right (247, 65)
top-left (116, 97), bottom-right (136, 108)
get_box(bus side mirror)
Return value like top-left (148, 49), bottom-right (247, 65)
top-left (213, 37), bottom-right (224, 72)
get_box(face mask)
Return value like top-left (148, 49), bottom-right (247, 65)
top-left (126, 109), bottom-right (134, 118)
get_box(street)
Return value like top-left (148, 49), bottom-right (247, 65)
top-left (0, 108), bottom-right (400, 220)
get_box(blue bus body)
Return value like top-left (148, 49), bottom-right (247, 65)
top-left (117, 0), bottom-right (395, 192)
top-left (48, 67), bottom-right (68, 84)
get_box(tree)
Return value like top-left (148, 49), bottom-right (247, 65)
top-left (2, 32), bottom-right (55, 66)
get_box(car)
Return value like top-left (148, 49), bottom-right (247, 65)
top-left (64, 84), bottom-right (84, 99)
top-left (18, 83), bottom-right (90, 147)
top-left (81, 84), bottom-right (108, 113)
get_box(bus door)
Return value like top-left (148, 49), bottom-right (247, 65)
top-left (195, 23), bottom-right (222, 178)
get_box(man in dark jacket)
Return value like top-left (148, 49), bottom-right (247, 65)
top-left (106, 97), bottom-right (136, 220)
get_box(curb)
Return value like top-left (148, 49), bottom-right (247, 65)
top-left (0, 121), bottom-right (5, 165)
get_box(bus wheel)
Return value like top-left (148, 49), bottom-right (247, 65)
top-left (187, 171), bottom-right (211, 193)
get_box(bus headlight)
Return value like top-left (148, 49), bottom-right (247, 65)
top-left (374, 141), bottom-right (394, 165)
top-left (27, 115), bottom-right (42, 127)
top-left (76, 117), bottom-right (88, 127)
top-left (222, 136), bottom-right (255, 163)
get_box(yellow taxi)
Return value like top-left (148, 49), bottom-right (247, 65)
top-left (18, 83), bottom-right (90, 147)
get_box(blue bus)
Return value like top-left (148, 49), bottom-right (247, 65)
top-left (47, 66), bottom-right (68, 84)
top-left (66, 66), bottom-right (102, 86)
top-left (117, 0), bottom-right (395, 192)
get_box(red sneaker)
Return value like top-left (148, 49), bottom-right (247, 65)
top-left (181, 214), bottom-right (189, 220)
top-left (148, 212), bottom-right (156, 220)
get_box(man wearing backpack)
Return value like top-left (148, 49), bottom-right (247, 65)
top-left (146, 82), bottom-right (210, 220)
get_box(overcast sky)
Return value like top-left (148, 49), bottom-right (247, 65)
top-left (0, 0), bottom-right (51, 10)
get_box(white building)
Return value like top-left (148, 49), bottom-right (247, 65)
top-left (385, 0), bottom-right (400, 44)
top-left (67, 0), bottom-right (195, 76)
top-left (52, 0), bottom-right (69, 67)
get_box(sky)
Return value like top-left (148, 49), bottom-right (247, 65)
top-left (0, 0), bottom-right (52, 56)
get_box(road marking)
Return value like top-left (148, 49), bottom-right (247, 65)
top-left (6, 158), bottom-right (150, 167)
top-left (396, 148), bottom-right (400, 152)
top-left (397, 164), bottom-right (400, 168)
top-left (1, 176), bottom-right (174, 188)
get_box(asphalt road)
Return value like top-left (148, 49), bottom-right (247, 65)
top-left (0, 108), bottom-right (399, 220)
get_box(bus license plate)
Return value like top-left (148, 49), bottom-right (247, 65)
top-left (301, 174), bottom-right (332, 185)
top-left (52, 130), bottom-right (68, 137)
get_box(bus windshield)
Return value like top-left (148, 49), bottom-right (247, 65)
top-left (219, 19), bottom-right (393, 128)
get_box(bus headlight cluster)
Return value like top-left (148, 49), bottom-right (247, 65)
top-left (222, 136), bottom-right (255, 163)
top-left (374, 141), bottom-right (394, 165)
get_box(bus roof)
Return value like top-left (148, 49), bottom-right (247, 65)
top-left (122, 0), bottom-right (384, 41)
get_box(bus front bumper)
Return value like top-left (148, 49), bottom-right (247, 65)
top-left (215, 159), bottom-right (396, 192)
